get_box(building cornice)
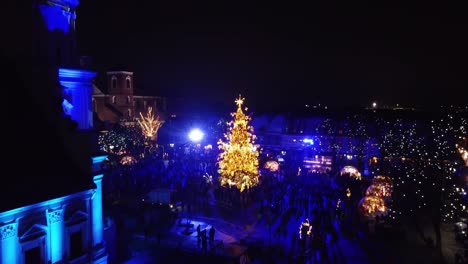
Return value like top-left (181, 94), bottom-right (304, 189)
top-left (107, 71), bottom-right (133, 75)
top-left (0, 189), bottom-right (94, 222)
top-left (59, 68), bottom-right (97, 81)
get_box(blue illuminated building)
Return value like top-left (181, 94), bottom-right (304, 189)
top-left (0, 1), bottom-right (109, 263)
top-left (0, 157), bottom-right (108, 264)
top-left (59, 68), bottom-right (97, 129)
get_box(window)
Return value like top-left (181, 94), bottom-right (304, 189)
top-left (111, 76), bottom-right (117, 89)
top-left (112, 96), bottom-right (116, 104)
top-left (127, 109), bottom-right (132, 117)
top-left (25, 247), bottom-right (41, 264)
top-left (70, 231), bottom-right (84, 259)
top-left (127, 96), bottom-right (131, 104)
top-left (126, 76), bottom-right (131, 89)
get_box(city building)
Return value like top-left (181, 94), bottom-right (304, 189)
top-left (0, 1), bottom-right (108, 263)
top-left (92, 71), bottom-right (167, 124)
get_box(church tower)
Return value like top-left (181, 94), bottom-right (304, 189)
top-left (106, 71), bottom-right (135, 119)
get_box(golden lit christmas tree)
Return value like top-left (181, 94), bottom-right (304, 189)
top-left (217, 95), bottom-right (260, 192)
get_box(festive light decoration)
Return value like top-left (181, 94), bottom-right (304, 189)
top-left (299, 218), bottom-right (312, 239)
top-left (346, 188), bottom-right (351, 198)
top-left (372, 175), bottom-right (393, 186)
top-left (120, 155), bottom-right (137, 165)
top-left (383, 111), bottom-right (467, 223)
top-left (340, 166), bottom-right (362, 180)
top-left (458, 145), bottom-right (468, 166)
top-left (98, 123), bottom-right (145, 156)
top-left (370, 175), bottom-right (393, 199)
top-left (377, 117), bottom-right (429, 222)
top-left (358, 196), bottom-right (388, 218)
top-left (203, 173), bottom-right (213, 184)
top-left (137, 107), bottom-right (164, 141)
top-left (366, 184), bottom-right (392, 200)
top-left (430, 112), bottom-right (467, 222)
top-left (264, 160), bottom-right (280, 172)
top-left (217, 95), bottom-right (260, 192)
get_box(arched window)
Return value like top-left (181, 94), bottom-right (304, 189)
top-left (111, 76), bottom-right (117, 89)
top-left (126, 76), bottom-right (131, 89)
top-left (127, 96), bottom-right (131, 104)
top-left (112, 96), bottom-right (116, 104)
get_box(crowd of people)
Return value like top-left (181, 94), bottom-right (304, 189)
top-left (100, 144), bottom-right (460, 263)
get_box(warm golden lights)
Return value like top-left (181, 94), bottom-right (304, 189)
top-left (217, 95), bottom-right (260, 192)
top-left (358, 196), bottom-right (388, 218)
top-left (340, 166), bottom-right (362, 180)
top-left (458, 145), bottom-right (468, 166)
top-left (264, 160), bottom-right (280, 172)
top-left (137, 107), bottom-right (164, 141)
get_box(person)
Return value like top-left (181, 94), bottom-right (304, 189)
top-left (209, 226), bottom-right (215, 243)
top-left (299, 218), bottom-right (312, 251)
top-left (201, 230), bottom-right (207, 253)
top-left (197, 224), bottom-right (201, 241)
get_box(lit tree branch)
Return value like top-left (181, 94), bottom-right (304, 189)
top-left (137, 107), bottom-right (164, 141)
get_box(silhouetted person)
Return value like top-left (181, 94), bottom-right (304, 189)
top-left (209, 226), bottom-right (215, 243)
top-left (197, 224), bottom-right (201, 241)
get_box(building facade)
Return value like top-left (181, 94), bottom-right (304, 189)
top-left (93, 71), bottom-right (167, 124)
top-left (252, 110), bottom-right (384, 176)
top-left (1, 1), bottom-right (111, 263)
top-left (0, 157), bottom-right (108, 264)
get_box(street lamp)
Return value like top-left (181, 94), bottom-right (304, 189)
top-left (188, 128), bottom-right (204, 143)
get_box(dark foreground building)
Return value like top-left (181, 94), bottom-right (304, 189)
top-left (1, 1), bottom-right (108, 263)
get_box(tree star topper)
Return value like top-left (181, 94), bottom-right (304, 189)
top-left (235, 95), bottom-right (245, 108)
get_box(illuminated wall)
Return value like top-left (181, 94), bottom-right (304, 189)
top-left (37, 0), bottom-right (78, 34)
top-left (59, 68), bottom-right (97, 129)
top-left (0, 155), bottom-right (107, 264)
top-left (46, 209), bottom-right (64, 263)
top-left (91, 156), bottom-right (108, 264)
top-left (0, 221), bottom-right (18, 263)
top-left (34, 0), bottom-right (79, 67)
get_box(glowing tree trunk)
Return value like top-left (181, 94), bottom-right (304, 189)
top-left (217, 95), bottom-right (260, 192)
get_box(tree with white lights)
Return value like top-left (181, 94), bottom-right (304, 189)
top-left (429, 111), bottom-right (467, 223)
top-left (98, 122), bottom-right (145, 157)
top-left (217, 95), bottom-right (260, 192)
top-left (378, 117), bottom-right (429, 222)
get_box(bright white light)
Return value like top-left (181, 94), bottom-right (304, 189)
top-left (372, 102), bottom-right (377, 108)
top-left (188, 128), bottom-right (204, 142)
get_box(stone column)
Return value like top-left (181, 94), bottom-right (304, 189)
top-left (46, 209), bottom-right (64, 263)
top-left (59, 68), bottom-right (97, 129)
top-left (91, 155), bottom-right (108, 263)
top-left (0, 222), bottom-right (18, 263)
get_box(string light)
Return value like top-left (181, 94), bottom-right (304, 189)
top-left (137, 106), bottom-right (164, 141)
top-left (217, 95), bottom-right (260, 192)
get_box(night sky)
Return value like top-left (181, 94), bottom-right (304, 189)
top-left (76, 1), bottom-right (467, 112)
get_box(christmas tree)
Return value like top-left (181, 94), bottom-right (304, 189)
top-left (217, 95), bottom-right (260, 192)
